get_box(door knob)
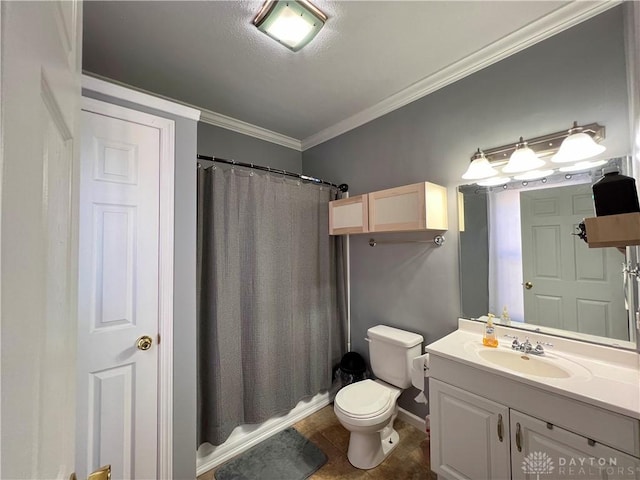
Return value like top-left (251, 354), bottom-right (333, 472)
top-left (88, 465), bottom-right (111, 480)
top-left (69, 464), bottom-right (111, 480)
top-left (136, 335), bottom-right (153, 351)
top-left (524, 281), bottom-right (533, 290)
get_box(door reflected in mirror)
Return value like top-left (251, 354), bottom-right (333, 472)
top-left (459, 157), bottom-right (636, 348)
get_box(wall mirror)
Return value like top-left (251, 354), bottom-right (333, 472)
top-left (459, 157), bottom-right (638, 350)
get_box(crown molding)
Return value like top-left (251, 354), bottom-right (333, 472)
top-left (82, 74), bottom-right (201, 121)
top-left (82, 72), bottom-right (302, 151)
top-left (198, 109), bottom-right (301, 151)
top-left (301, 1), bottom-right (621, 151)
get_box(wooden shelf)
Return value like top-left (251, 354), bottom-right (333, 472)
top-left (584, 212), bottom-right (640, 248)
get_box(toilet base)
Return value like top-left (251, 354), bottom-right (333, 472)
top-left (347, 427), bottom-right (400, 470)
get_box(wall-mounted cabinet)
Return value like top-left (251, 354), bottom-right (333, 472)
top-left (329, 181), bottom-right (448, 235)
top-left (584, 212), bottom-right (640, 248)
top-left (368, 182), bottom-right (448, 233)
top-left (328, 194), bottom-right (368, 235)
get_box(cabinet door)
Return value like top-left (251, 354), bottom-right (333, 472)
top-left (430, 379), bottom-right (511, 480)
top-left (329, 194), bottom-right (368, 235)
top-left (511, 410), bottom-right (640, 480)
top-left (368, 182), bottom-right (447, 232)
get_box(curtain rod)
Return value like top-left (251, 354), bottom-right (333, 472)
top-left (197, 154), bottom-right (348, 192)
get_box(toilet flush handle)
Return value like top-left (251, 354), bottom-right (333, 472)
top-left (365, 337), bottom-right (371, 343)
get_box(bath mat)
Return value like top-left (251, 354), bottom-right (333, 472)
top-left (214, 427), bottom-right (327, 480)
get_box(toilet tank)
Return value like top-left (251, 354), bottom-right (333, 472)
top-left (367, 325), bottom-right (423, 388)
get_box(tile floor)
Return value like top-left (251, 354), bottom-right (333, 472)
top-left (198, 404), bottom-right (436, 480)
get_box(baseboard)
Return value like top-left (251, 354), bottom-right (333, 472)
top-left (397, 407), bottom-right (427, 432)
top-left (196, 390), bottom-right (335, 476)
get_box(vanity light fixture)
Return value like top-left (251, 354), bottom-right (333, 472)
top-left (558, 159), bottom-right (608, 173)
top-left (461, 149), bottom-right (499, 180)
top-left (513, 169), bottom-right (555, 181)
top-left (502, 138), bottom-right (546, 174)
top-left (253, 0), bottom-right (327, 52)
top-left (476, 176), bottom-right (512, 187)
top-left (461, 122), bottom-right (606, 183)
top-left (551, 121), bottom-right (606, 163)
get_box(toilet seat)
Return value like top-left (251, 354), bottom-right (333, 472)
top-left (335, 379), bottom-right (396, 419)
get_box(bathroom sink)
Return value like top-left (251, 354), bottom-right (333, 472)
top-left (477, 349), bottom-right (572, 378)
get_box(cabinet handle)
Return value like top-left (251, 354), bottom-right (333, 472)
top-left (516, 422), bottom-right (522, 452)
top-left (497, 414), bottom-right (504, 442)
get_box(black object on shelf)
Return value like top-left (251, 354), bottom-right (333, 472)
top-left (592, 166), bottom-right (640, 216)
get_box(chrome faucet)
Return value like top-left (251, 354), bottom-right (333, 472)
top-left (503, 335), bottom-right (552, 355)
top-left (533, 340), bottom-right (553, 355)
top-left (503, 334), bottom-right (521, 351)
top-left (520, 338), bottom-right (533, 354)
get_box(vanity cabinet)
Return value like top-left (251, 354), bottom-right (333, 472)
top-left (430, 379), bottom-right (511, 480)
top-left (328, 181), bottom-right (448, 235)
top-left (431, 378), bottom-right (640, 480)
top-left (511, 410), bottom-right (640, 480)
top-left (427, 335), bottom-right (640, 480)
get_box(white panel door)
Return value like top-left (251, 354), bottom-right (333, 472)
top-left (1, 1), bottom-right (82, 478)
top-left (77, 109), bottom-right (161, 479)
top-left (521, 184), bottom-right (627, 340)
top-left (430, 379), bottom-right (511, 480)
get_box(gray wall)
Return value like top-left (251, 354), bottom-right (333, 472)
top-left (460, 189), bottom-right (489, 318)
top-left (302, 7), bottom-right (629, 417)
top-left (198, 122), bottom-right (301, 171)
top-left (83, 89), bottom-right (198, 480)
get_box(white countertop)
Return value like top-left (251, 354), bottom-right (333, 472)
top-left (426, 319), bottom-right (640, 419)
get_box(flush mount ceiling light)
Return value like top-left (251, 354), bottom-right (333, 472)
top-left (461, 122), bottom-right (606, 183)
top-left (461, 149), bottom-right (499, 180)
top-left (502, 137), bottom-right (546, 174)
top-left (253, 0), bottom-right (327, 52)
top-left (551, 121), bottom-right (607, 163)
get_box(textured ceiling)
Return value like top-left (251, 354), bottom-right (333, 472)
top-left (83, 1), bottom-right (572, 142)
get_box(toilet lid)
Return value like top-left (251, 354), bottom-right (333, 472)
top-left (335, 380), bottom-right (393, 418)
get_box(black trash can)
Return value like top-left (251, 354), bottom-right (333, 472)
top-left (334, 352), bottom-right (369, 388)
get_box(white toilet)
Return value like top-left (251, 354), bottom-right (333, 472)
top-left (334, 325), bottom-right (424, 469)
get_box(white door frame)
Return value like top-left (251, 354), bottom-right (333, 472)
top-left (80, 97), bottom-right (175, 478)
top-left (0, 5), bottom-right (4, 478)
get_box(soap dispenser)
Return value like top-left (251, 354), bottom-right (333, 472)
top-left (483, 314), bottom-right (498, 347)
top-left (501, 306), bottom-right (511, 326)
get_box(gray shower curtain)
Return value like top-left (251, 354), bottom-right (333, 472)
top-left (197, 165), bottom-right (347, 446)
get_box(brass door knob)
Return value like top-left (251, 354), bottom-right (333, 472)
top-left (88, 465), bottom-right (111, 480)
top-left (524, 281), bottom-right (533, 290)
top-left (136, 335), bottom-right (153, 351)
